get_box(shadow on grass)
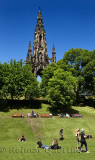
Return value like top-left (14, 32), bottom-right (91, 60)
top-left (76, 95), bottom-right (95, 108)
top-left (47, 106), bottom-right (80, 116)
top-left (0, 97), bottom-right (95, 113)
top-left (0, 99), bottom-right (44, 112)
top-left (85, 99), bottom-right (95, 108)
top-left (75, 98), bottom-right (95, 108)
top-left (47, 98), bottom-right (95, 115)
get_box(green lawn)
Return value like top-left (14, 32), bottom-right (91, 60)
top-left (0, 104), bottom-right (95, 160)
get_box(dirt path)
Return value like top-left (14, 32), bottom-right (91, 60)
top-left (26, 118), bottom-right (44, 139)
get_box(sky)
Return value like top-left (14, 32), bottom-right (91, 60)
top-left (0, 0), bottom-right (95, 64)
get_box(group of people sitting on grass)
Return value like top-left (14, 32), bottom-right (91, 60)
top-left (18, 128), bottom-right (64, 150)
top-left (27, 110), bottom-right (39, 118)
top-left (27, 111), bottom-right (53, 118)
top-left (36, 138), bottom-right (61, 150)
top-left (18, 136), bottom-right (61, 150)
top-left (36, 128), bottom-right (64, 149)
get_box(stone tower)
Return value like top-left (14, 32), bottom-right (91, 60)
top-left (26, 41), bottom-right (32, 64)
top-left (26, 8), bottom-right (56, 76)
top-left (52, 44), bottom-right (56, 63)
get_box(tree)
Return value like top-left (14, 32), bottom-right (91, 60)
top-left (62, 48), bottom-right (94, 104)
top-left (83, 59), bottom-right (95, 94)
top-left (1, 59), bottom-right (40, 99)
top-left (47, 69), bottom-right (77, 112)
top-left (40, 62), bottom-right (57, 96)
top-left (40, 48), bottom-right (95, 106)
top-left (23, 64), bottom-right (40, 99)
top-left (0, 63), bottom-right (4, 97)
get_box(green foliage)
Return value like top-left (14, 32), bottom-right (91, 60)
top-left (0, 59), bottom-right (40, 99)
top-left (21, 64), bottom-right (40, 99)
top-left (0, 63), bottom-right (4, 91)
top-left (63, 48), bottom-right (92, 76)
top-left (47, 69), bottom-right (77, 111)
top-left (83, 60), bottom-right (95, 94)
top-left (41, 48), bottom-right (95, 107)
top-left (62, 48), bottom-right (95, 103)
top-left (40, 62), bottom-right (57, 96)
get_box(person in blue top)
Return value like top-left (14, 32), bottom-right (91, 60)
top-left (59, 128), bottom-right (64, 140)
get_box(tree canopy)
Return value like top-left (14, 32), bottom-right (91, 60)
top-left (0, 59), bottom-right (40, 99)
top-left (41, 48), bottom-right (95, 108)
top-left (61, 48), bottom-right (95, 103)
top-left (0, 48), bottom-right (95, 111)
top-left (40, 62), bottom-right (58, 96)
top-left (47, 69), bottom-right (77, 111)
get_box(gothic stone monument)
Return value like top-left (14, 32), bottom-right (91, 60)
top-left (26, 8), bottom-right (56, 76)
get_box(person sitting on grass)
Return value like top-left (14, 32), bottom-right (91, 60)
top-left (20, 112), bottom-right (24, 117)
top-left (36, 113), bottom-right (39, 118)
top-left (27, 112), bottom-right (31, 117)
top-left (36, 138), bottom-right (43, 148)
top-left (50, 139), bottom-right (61, 149)
top-left (50, 113), bottom-right (53, 118)
top-left (18, 134), bottom-right (26, 142)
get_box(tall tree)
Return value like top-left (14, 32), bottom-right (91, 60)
top-left (1, 59), bottom-right (40, 99)
top-left (0, 63), bottom-right (4, 97)
top-left (40, 62), bottom-right (57, 96)
top-left (83, 59), bottom-right (95, 94)
top-left (63, 48), bottom-right (94, 104)
top-left (47, 69), bottom-right (77, 112)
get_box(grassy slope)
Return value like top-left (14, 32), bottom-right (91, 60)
top-left (0, 104), bottom-right (95, 160)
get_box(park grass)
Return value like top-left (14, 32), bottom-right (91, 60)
top-left (0, 104), bottom-right (95, 160)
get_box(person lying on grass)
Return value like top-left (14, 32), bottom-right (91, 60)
top-left (36, 138), bottom-right (61, 150)
top-left (36, 138), bottom-right (49, 149)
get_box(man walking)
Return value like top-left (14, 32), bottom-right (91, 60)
top-left (79, 129), bottom-right (89, 153)
top-left (59, 128), bottom-right (64, 140)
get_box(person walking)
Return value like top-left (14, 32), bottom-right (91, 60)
top-left (79, 129), bottom-right (89, 153)
top-left (59, 128), bottom-right (64, 140)
top-left (75, 128), bottom-right (80, 150)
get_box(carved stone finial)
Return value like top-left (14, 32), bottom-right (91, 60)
top-left (52, 44), bottom-right (56, 63)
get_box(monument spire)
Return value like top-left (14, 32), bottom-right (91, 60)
top-left (26, 41), bottom-right (32, 64)
top-left (52, 44), bottom-right (56, 63)
top-left (26, 8), bottom-right (56, 76)
top-left (32, 8), bottom-right (49, 76)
